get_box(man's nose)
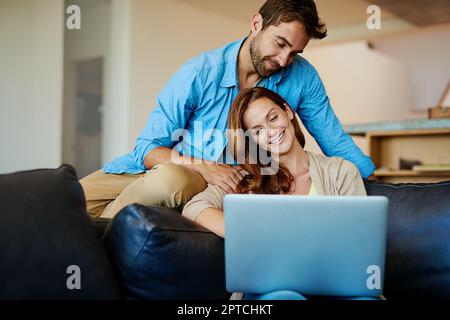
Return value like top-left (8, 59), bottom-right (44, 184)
top-left (276, 52), bottom-right (290, 68)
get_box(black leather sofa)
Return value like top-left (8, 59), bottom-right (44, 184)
top-left (1, 164), bottom-right (449, 299)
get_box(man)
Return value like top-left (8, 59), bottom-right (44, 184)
top-left (81, 0), bottom-right (375, 218)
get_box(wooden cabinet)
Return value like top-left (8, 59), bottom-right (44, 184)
top-left (345, 120), bottom-right (450, 183)
top-left (367, 129), bottom-right (450, 183)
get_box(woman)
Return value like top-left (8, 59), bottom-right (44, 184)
top-left (183, 87), bottom-right (366, 238)
top-left (182, 87), bottom-right (371, 300)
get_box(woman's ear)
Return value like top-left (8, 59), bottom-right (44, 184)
top-left (284, 103), bottom-right (294, 120)
top-left (250, 13), bottom-right (263, 34)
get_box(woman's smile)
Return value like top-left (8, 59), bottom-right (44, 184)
top-left (269, 129), bottom-right (286, 145)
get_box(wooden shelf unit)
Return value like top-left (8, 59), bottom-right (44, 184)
top-left (367, 129), bottom-right (450, 183)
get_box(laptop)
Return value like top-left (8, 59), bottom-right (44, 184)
top-left (224, 195), bottom-right (389, 297)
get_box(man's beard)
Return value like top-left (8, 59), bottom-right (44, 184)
top-left (249, 35), bottom-right (280, 78)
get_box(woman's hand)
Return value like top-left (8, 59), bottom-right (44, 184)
top-left (198, 161), bottom-right (245, 194)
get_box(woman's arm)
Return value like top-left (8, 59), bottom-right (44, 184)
top-left (182, 184), bottom-right (227, 237)
top-left (195, 208), bottom-right (225, 238)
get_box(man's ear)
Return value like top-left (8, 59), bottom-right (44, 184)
top-left (284, 103), bottom-right (294, 120)
top-left (250, 13), bottom-right (263, 34)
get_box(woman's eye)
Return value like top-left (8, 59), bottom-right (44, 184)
top-left (276, 41), bottom-right (283, 48)
top-left (270, 116), bottom-right (278, 122)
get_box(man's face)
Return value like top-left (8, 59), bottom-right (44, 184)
top-left (249, 20), bottom-right (311, 78)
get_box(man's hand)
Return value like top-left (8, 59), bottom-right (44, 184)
top-left (198, 161), bottom-right (245, 194)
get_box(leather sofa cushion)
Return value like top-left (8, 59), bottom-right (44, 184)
top-left (0, 165), bottom-right (121, 299)
top-left (365, 180), bottom-right (450, 299)
top-left (103, 204), bottom-right (229, 300)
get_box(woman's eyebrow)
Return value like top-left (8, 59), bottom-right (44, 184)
top-left (251, 108), bottom-right (276, 129)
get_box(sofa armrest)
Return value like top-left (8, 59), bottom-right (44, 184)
top-left (0, 164), bottom-right (120, 299)
top-left (102, 204), bottom-right (229, 300)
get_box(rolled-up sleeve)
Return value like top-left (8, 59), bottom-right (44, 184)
top-left (298, 62), bottom-right (375, 179)
top-left (182, 184), bottom-right (226, 222)
top-left (131, 62), bottom-right (199, 168)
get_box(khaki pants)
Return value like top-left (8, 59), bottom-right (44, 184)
top-left (79, 163), bottom-right (207, 219)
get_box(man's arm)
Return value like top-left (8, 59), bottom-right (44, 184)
top-left (135, 62), bottom-right (243, 192)
top-left (130, 62), bottom-right (197, 170)
top-left (298, 63), bottom-right (376, 179)
top-left (144, 146), bottom-right (198, 172)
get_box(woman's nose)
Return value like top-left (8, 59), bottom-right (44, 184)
top-left (268, 128), bottom-right (281, 139)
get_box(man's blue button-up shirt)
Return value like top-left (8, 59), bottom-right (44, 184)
top-left (104, 37), bottom-right (375, 178)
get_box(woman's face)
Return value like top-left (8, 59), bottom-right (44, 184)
top-left (242, 97), bottom-right (296, 155)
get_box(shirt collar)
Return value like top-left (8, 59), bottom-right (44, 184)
top-left (220, 37), bottom-right (285, 88)
top-left (220, 38), bottom-right (245, 88)
top-left (271, 67), bottom-right (284, 85)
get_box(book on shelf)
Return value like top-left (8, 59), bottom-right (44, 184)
top-left (412, 164), bottom-right (450, 172)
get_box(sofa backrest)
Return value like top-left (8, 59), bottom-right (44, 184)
top-left (103, 179), bottom-right (450, 300)
top-left (365, 180), bottom-right (450, 299)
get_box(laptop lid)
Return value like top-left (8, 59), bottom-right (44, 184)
top-left (224, 195), bottom-right (388, 297)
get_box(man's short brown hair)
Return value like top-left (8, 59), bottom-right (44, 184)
top-left (259, 0), bottom-right (327, 39)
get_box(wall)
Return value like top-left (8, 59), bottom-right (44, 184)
top-left (0, 0), bottom-right (64, 173)
top-left (372, 28), bottom-right (450, 110)
top-left (304, 28), bottom-right (450, 122)
top-left (302, 28), bottom-right (450, 153)
top-left (63, 0), bottom-right (112, 173)
top-left (103, 0), bottom-right (130, 164)
top-left (303, 41), bottom-right (412, 126)
top-left (301, 40), bottom-right (411, 153)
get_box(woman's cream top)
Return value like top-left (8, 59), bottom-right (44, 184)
top-left (182, 151), bottom-right (367, 222)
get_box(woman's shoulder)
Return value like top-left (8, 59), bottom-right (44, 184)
top-left (306, 151), bottom-right (365, 196)
top-left (306, 151), bottom-right (345, 168)
top-left (203, 184), bottom-right (227, 198)
top-left (306, 152), bottom-right (360, 179)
